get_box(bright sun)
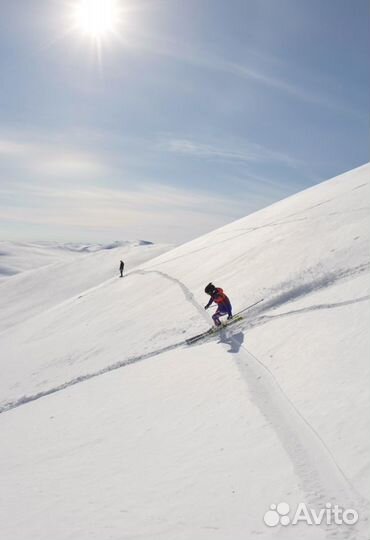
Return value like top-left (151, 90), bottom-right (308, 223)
top-left (73, 0), bottom-right (119, 38)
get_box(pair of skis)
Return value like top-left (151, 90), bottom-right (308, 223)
top-left (186, 298), bottom-right (264, 345)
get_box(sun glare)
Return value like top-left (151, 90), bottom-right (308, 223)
top-left (73, 0), bottom-right (119, 38)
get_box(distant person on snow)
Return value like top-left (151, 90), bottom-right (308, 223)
top-left (119, 260), bottom-right (125, 278)
top-left (204, 283), bottom-right (233, 326)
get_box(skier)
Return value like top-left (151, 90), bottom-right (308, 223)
top-left (204, 282), bottom-right (233, 326)
top-left (119, 260), bottom-right (125, 278)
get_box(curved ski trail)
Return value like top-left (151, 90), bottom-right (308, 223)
top-left (137, 268), bottom-right (370, 539)
top-left (222, 328), bottom-right (369, 539)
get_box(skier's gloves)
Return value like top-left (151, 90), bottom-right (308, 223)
top-left (204, 305), bottom-right (209, 310)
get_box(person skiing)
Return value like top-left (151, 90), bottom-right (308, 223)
top-left (204, 282), bottom-right (233, 326)
top-left (119, 260), bottom-right (125, 278)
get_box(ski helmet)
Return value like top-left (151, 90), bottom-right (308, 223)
top-left (205, 282), bottom-right (216, 295)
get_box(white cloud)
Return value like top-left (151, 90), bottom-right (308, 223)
top-left (0, 139), bottom-right (29, 156)
top-left (0, 128), bottom-right (305, 243)
top-left (0, 179), bottom-right (257, 243)
top-left (0, 134), bottom-right (106, 181)
top-left (159, 138), bottom-right (262, 163)
top-left (158, 135), bottom-right (306, 171)
top-left (121, 31), bottom-right (357, 115)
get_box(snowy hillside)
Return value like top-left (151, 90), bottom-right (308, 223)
top-left (0, 240), bottom-right (170, 332)
top-left (0, 239), bottom-right (159, 279)
top-left (0, 164), bottom-right (369, 540)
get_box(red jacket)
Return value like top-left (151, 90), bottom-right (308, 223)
top-left (212, 288), bottom-right (229, 305)
top-left (206, 287), bottom-right (231, 310)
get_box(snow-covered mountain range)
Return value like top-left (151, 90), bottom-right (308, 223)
top-left (0, 240), bottom-right (170, 333)
top-left (0, 164), bottom-right (369, 540)
top-left (0, 239), bottom-right (158, 279)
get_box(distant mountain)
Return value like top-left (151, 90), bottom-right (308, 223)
top-left (0, 240), bottom-right (156, 278)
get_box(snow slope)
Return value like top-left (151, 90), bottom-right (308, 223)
top-left (0, 164), bottom-right (369, 540)
top-left (0, 240), bottom-right (170, 333)
top-left (0, 240), bottom-right (148, 278)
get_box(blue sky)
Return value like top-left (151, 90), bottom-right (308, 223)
top-left (0, 0), bottom-right (368, 244)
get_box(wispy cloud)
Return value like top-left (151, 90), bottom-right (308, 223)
top-left (156, 134), bottom-right (316, 180)
top-left (0, 133), bottom-right (106, 182)
top-left (0, 180), bottom-right (254, 243)
top-left (159, 136), bottom-right (298, 164)
top-left (1, 128), bottom-right (264, 242)
top-left (0, 127), bottom-right (315, 242)
top-left (121, 30), bottom-right (357, 115)
top-left (159, 137), bottom-right (263, 162)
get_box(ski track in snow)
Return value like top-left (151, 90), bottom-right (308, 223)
top-left (137, 267), bottom-right (370, 539)
top-left (133, 269), bottom-right (206, 319)
top-left (0, 339), bottom-right (188, 414)
top-left (127, 267), bottom-right (370, 539)
top-left (242, 262), bottom-right (370, 325)
top-left (0, 268), bottom-right (207, 414)
top-left (219, 328), bottom-right (369, 540)
top-left (252, 295), bottom-right (370, 328)
top-left (2, 263), bottom-right (369, 538)
top-left (147, 198), bottom-right (369, 269)
top-left (1, 261), bottom-right (368, 417)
